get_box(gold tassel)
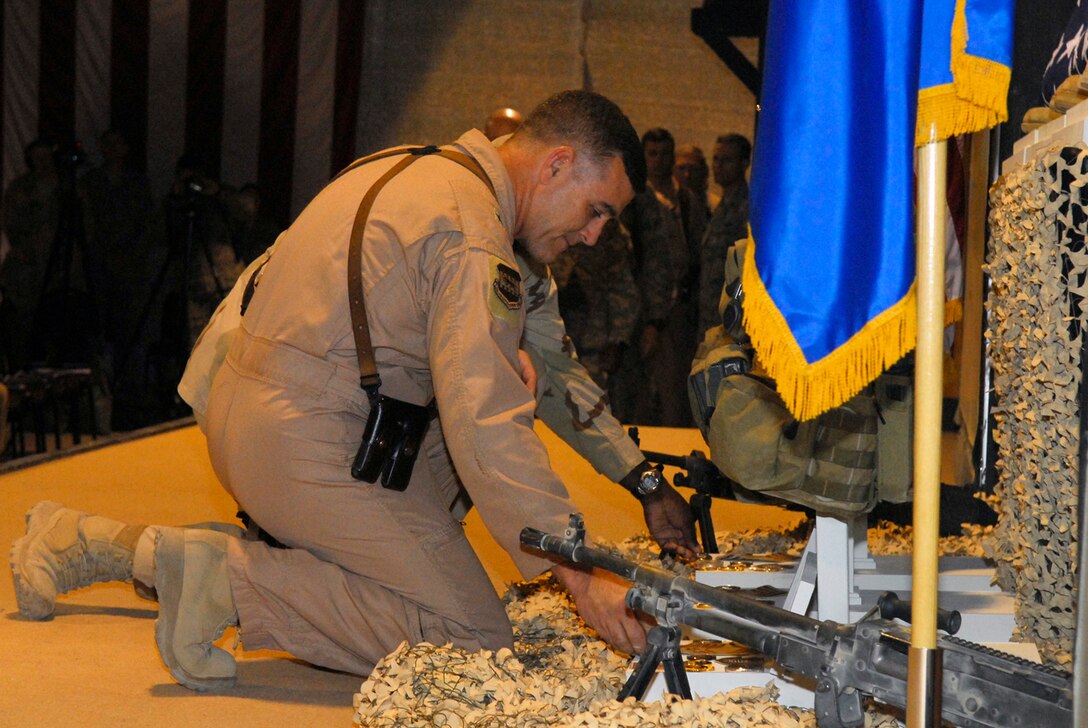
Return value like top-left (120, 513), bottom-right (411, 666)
top-left (944, 297), bottom-right (963, 326)
top-left (741, 233), bottom-right (918, 422)
top-left (950, 0), bottom-right (1012, 114)
top-left (916, 84), bottom-right (1002, 145)
top-left (915, 0), bottom-right (1009, 145)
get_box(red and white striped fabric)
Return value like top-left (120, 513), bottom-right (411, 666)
top-left (1, 0), bottom-right (363, 225)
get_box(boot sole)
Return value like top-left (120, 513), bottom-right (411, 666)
top-left (9, 501), bottom-right (65, 620)
top-left (154, 528), bottom-right (236, 691)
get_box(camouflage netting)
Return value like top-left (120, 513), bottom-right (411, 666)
top-left (351, 522), bottom-right (983, 727)
top-left (868, 519), bottom-right (993, 558)
top-left (986, 145), bottom-right (1088, 668)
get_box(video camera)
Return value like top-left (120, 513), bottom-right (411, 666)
top-left (53, 139), bottom-right (86, 169)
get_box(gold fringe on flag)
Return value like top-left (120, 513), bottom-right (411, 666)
top-left (915, 0), bottom-right (1010, 145)
top-left (741, 234), bottom-right (919, 422)
top-left (944, 297), bottom-right (963, 326)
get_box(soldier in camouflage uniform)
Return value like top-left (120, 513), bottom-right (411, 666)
top-left (551, 218), bottom-right (639, 389)
top-left (674, 144), bottom-right (712, 241)
top-left (518, 248), bottom-right (678, 492)
top-left (609, 186), bottom-right (689, 425)
top-left (698, 133), bottom-right (751, 342)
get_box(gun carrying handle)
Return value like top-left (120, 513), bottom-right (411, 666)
top-left (878, 591), bottom-right (962, 635)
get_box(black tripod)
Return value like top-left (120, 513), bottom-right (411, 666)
top-left (2, 141), bottom-right (106, 455)
top-left (31, 144), bottom-right (102, 369)
top-left (113, 180), bottom-right (229, 422)
top-left (618, 625), bottom-right (693, 701)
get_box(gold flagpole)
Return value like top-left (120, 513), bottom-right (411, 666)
top-left (907, 130), bottom-right (946, 727)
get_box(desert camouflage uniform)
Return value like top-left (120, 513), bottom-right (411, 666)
top-left (518, 251), bottom-right (644, 483)
top-left (698, 182), bottom-right (749, 341)
top-left (205, 130), bottom-right (581, 675)
top-left (609, 188), bottom-right (689, 425)
top-left (550, 219), bottom-right (639, 388)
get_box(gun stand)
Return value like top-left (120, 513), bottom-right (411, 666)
top-left (619, 625), bottom-right (692, 701)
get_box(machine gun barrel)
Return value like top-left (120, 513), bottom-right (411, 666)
top-left (521, 518), bottom-right (1074, 728)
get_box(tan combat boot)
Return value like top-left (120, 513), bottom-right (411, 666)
top-left (10, 501), bottom-right (145, 620)
top-left (153, 527), bottom-right (238, 691)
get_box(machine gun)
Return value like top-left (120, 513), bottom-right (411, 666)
top-left (521, 514), bottom-right (1073, 728)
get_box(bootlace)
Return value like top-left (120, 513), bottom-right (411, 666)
top-left (53, 549), bottom-right (96, 595)
top-left (91, 544), bottom-right (134, 583)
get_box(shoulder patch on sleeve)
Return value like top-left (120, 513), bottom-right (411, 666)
top-left (489, 255), bottom-right (522, 323)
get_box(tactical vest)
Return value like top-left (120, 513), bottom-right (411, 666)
top-left (688, 242), bottom-right (913, 518)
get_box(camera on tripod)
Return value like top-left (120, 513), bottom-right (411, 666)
top-left (185, 177), bottom-right (212, 197)
top-left (53, 139), bottom-right (85, 170)
top-left (172, 172), bottom-right (220, 212)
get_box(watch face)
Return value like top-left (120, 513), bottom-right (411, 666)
top-left (638, 470), bottom-right (662, 496)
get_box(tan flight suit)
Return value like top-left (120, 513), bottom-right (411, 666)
top-left (204, 131), bottom-right (580, 675)
top-left (517, 253), bottom-right (644, 482)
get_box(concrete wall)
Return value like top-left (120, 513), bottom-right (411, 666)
top-left (358, 0), bottom-right (757, 182)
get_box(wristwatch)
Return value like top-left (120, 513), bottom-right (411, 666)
top-left (634, 468), bottom-right (666, 498)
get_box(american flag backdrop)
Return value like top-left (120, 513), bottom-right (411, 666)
top-left (1, 0), bottom-right (364, 226)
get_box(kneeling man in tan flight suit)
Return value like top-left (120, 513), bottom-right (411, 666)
top-left (10, 90), bottom-right (698, 690)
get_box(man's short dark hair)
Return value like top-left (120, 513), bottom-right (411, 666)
top-left (520, 90), bottom-right (647, 193)
top-left (716, 133), bottom-right (752, 163)
top-left (641, 127), bottom-right (675, 151)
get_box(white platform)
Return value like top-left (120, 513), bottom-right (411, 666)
top-left (696, 554), bottom-right (1015, 643)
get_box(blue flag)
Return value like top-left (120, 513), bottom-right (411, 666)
top-left (742, 0), bottom-right (1013, 421)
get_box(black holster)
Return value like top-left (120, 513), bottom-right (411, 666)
top-left (351, 393), bottom-right (435, 491)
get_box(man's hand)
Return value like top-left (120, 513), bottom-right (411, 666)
top-left (640, 482), bottom-right (700, 559)
top-left (619, 463), bottom-right (701, 559)
top-left (517, 348), bottom-right (538, 396)
top-left (552, 562), bottom-right (652, 655)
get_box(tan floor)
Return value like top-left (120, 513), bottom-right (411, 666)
top-left (0, 421), bottom-right (800, 727)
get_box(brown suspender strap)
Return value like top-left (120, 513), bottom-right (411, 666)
top-left (331, 146), bottom-right (422, 183)
top-left (347, 146), bottom-right (496, 392)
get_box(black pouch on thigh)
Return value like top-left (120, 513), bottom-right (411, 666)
top-left (351, 394), bottom-right (436, 491)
